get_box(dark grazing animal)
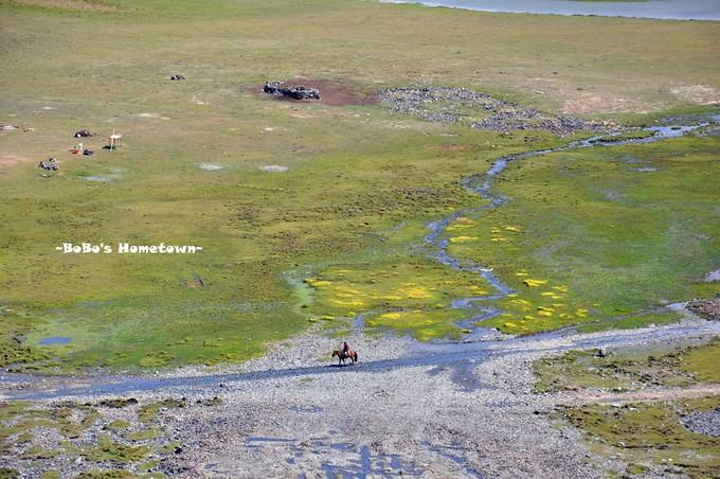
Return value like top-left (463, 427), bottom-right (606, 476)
top-left (38, 158), bottom-right (58, 171)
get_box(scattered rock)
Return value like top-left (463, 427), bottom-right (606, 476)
top-left (199, 163), bottom-right (224, 171)
top-left (687, 298), bottom-right (720, 321)
top-left (258, 165), bottom-right (288, 173)
top-left (170, 74), bottom-right (186, 81)
top-left (379, 87), bottom-right (599, 136)
top-left (680, 409), bottom-right (720, 437)
top-left (705, 270), bottom-right (720, 283)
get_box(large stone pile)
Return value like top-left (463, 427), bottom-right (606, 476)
top-left (687, 297), bottom-right (720, 321)
top-left (263, 81), bottom-right (321, 101)
top-left (379, 87), bottom-right (597, 136)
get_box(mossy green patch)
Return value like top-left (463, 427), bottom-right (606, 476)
top-left (558, 398), bottom-right (720, 478)
top-left (369, 309), bottom-right (466, 341)
top-left (124, 428), bottom-right (163, 442)
top-left (75, 470), bottom-right (135, 479)
top-left (682, 338), bottom-right (720, 383)
top-left (82, 434), bottom-right (149, 463)
top-left (20, 445), bottom-right (63, 459)
top-left (138, 399), bottom-right (185, 423)
top-left (105, 420), bottom-right (130, 432)
top-left (0, 468), bottom-right (20, 479)
top-left (535, 338), bottom-right (720, 393)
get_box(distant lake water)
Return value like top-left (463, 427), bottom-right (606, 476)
top-left (381, 0), bottom-right (720, 20)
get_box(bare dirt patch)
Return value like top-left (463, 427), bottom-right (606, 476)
top-left (671, 85), bottom-right (720, 106)
top-left (7, 0), bottom-right (121, 12)
top-left (0, 154), bottom-right (33, 169)
top-left (253, 79), bottom-right (377, 107)
top-left (558, 384), bottom-right (720, 407)
top-left (561, 93), bottom-right (661, 115)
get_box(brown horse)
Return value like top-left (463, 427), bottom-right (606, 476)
top-left (331, 349), bottom-right (357, 365)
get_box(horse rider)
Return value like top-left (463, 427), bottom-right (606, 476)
top-left (341, 341), bottom-right (350, 357)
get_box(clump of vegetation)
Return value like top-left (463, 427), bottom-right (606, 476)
top-left (105, 420), bottom-right (130, 432)
top-left (124, 428), bottom-right (163, 441)
top-left (0, 309), bottom-right (51, 371)
top-left (138, 398), bottom-right (186, 422)
top-left (95, 398), bottom-right (138, 409)
top-left (20, 446), bottom-right (62, 460)
top-left (0, 468), bottom-right (20, 479)
top-left (75, 470), bottom-right (135, 479)
top-left (82, 435), bottom-right (149, 463)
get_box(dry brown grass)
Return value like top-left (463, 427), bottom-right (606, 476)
top-left (5, 0), bottom-right (119, 12)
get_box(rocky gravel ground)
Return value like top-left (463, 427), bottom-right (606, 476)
top-left (378, 87), bottom-right (602, 135)
top-left (680, 408), bottom-right (720, 438)
top-left (2, 316), bottom-right (719, 478)
top-left (687, 297), bottom-right (720, 321)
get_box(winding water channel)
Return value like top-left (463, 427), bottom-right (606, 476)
top-left (427, 119), bottom-right (717, 338)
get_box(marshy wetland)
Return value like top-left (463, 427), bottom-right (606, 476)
top-left (1, 0), bottom-right (719, 476)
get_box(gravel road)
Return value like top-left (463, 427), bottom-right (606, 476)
top-left (3, 315), bottom-right (717, 478)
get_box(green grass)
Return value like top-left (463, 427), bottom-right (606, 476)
top-left (449, 133), bottom-right (720, 334)
top-left (574, 310), bottom-right (681, 333)
top-left (557, 397), bottom-right (720, 478)
top-left (0, 0), bottom-right (718, 371)
top-left (534, 338), bottom-right (720, 393)
top-left (682, 338), bottom-right (720, 383)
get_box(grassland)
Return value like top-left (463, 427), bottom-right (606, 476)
top-left (448, 133), bottom-right (720, 335)
top-left (0, 0), bottom-right (719, 372)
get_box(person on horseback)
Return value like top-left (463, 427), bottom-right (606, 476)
top-left (341, 341), bottom-right (350, 357)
